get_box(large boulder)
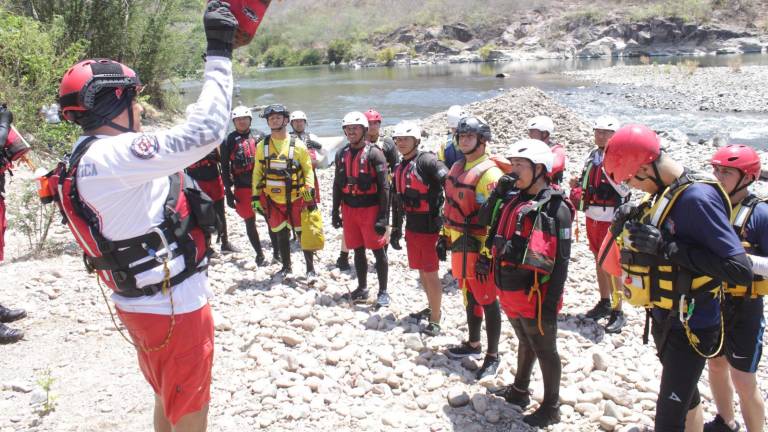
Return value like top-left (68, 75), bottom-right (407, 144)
top-left (577, 37), bottom-right (626, 58)
top-left (441, 23), bottom-right (474, 43)
top-left (414, 39), bottom-right (462, 55)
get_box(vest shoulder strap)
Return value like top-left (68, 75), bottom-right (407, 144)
top-left (733, 194), bottom-right (768, 235)
top-left (67, 136), bottom-right (100, 172)
top-left (648, 171), bottom-right (730, 228)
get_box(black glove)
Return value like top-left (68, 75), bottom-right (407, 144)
top-left (390, 227), bottom-right (402, 250)
top-left (436, 236), bottom-right (448, 262)
top-left (331, 208), bottom-right (342, 229)
top-left (204, 1), bottom-right (237, 58)
top-left (495, 173), bottom-right (519, 196)
top-left (225, 189), bottom-right (236, 209)
top-left (0, 106), bottom-right (12, 127)
top-left (627, 222), bottom-right (667, 255)
top-left (476, 254), bottom-right (491, 283)
top-left (610, 203), bottom-right (637, 236)
top-left (374, 217), bottom-right (388, 235)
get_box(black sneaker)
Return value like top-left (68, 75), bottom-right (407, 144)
top-left (704, 414), bottom-right (741, 432)
top-left (0, 323), bottom-right (24, 344)
top-left (336, 254), bottom-right (351, 271)
top-left (275, 266), bottom-right (292, 279)
top-left (409, 307), bottom-right (431, 321)
top-left (475, 355), bottom-right (500, 380)
top-left (523, 404), bottom-right (561, 428)
top-left (220, 241), bottom-right (240, 254)
top-left (585, 299), bottom-right (611, 320)
top-left (342, 287), bottom-right (369, 303)
top-left (375, 291), bottom-right (391, 308)
top-left (490, 385), bottom-right (531, 409)
top-left (0, 305), bottom-right (26, 323)
top-left (255, 252), bottom-right (266, 266)
top-left (605, 310), bottom-right (626, 334)
top-left (446, 341), bottom-right (482, 359)
top-left (421, 322), bottom-right (441, 337)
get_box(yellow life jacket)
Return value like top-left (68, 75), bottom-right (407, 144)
top-left (618, 172), bottom-right (731, 310)
top-left (259, 136), bottom-right (304, 203)
top-left (726, 194), bottom-right (768, 298)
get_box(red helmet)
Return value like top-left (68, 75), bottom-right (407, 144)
top-left (603, 124), bottom-right (661, 184)
top-left (58, 59), bottom-right (141, 120)
top-left (224, 0), bottom-right (272, 48)
top-left (364, 109), bottom-right (383, 123)
top-left (711, 144), bottom-right (762, 179)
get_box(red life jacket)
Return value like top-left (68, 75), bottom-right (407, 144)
top-left (577, 149), bottom-right (624, 210)
top-left (492, 189), bottom-right (567, 327)
top-left (44, 137), bottom-right (216, 297)
top-left (230, 135), bottom-right (256, 176)
top-left (444, 158), bottom-right (498, 237)
top-left (340, 144), bottom-right (378, 206)
top-left (394, 152), bottom-right (431, 214)
top-left (186, 150), bottom-right (220, 182)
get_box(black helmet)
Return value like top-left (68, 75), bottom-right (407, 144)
top-left (262, 104), bottom-right (289, 118)
top-left (457, 116), bottom-right (492, 142)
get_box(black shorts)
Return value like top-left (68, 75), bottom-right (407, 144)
top-left (719, 295), bottom-right (765, 373)
top-left (651, 314), bottom-right (719, 432)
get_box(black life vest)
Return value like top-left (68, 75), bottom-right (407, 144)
top-left (44, 137), bottom-right (217, 297)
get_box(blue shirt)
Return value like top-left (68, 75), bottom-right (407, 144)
top-left (743, 199), bottom-right (768, 256)
top-left (652, 182), bottom-right (745, 329)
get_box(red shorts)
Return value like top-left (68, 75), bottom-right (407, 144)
top-left (405, 230), bottom-right (439, 272)
top-left (0, 197), bottom-right (5, 262)
top-left (586, 217), bottom-right (611, 256)
top-left (233, 187), bottom-right (254, 220)
top-left (195, 178), bottom-right (225, 202)
top-left (342, 204), bottom-right (387, 250)
top-left (260, 195), bottom-right (303, 232)
top-left (116, 303), bottom-right (214, 426)
top-left (460, 276), bottom-right (497, 306)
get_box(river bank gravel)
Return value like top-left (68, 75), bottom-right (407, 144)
top-left (565, 64), bottom-right (768, 114)
top-left (0, 88), bottom-right (765, 432)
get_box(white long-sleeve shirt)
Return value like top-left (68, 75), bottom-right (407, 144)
top-left (582, 149), bottom-right (631, 222)
top-left (74, 57), bottom-right (233, 315)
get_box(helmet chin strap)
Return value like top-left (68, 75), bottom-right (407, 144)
top-left (461, 138), bottom-right (484, 155)
top-left (729, 172), bottom-right (751, 198)
top-left (519, 162), bottom-right (544, 193)
top-left (647, 160), bottom-right (666, 194)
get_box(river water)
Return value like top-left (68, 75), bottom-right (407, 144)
top-left (176, 53), bottom-right (768, 147)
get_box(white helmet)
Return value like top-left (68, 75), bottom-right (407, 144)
top-left (503, 139), bottom-right (554, 173)
top-left (231, 105), bottom-right (253, 120)
top-left (527, 116), bottom-right (554, 134)
top-left (392, 121), bottom-right (421, 140)
top-left (342, 111), bottom-right (369, 128)
top-left (593, 115), bottom-right (621, 132)
top-left (290, 110), bottom-right (307, 122)
top-left (447, 105), bottom-right (468, 128)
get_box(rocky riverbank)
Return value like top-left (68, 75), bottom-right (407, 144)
top-left (564, 64), bottom-right (768, 114)
top-left (0, 89), bottom-right (766, 432)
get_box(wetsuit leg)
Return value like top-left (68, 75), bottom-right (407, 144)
top-left (303, 250), bottom-right (315, 273)
top-left (372, 247), bottom-right (388, 293)
top-left (276, 228), bottom-right (291, 270)
top-left (263, 213), bottom-right (279, 261)
top-left (652, 319), bottom-right (719, 432)
top-left (213, 200), bottom-right (227, 242)
top-left (527, 319), bottom-right (561, 407)
top-left (244, 217), bottom-right (263, 255)
top-left (483, 300), bottom-right (501, 355)
top-left (466, 289), bottom-right (483, 345)
top-left (354, 247), bottom-right (367, 289)
top-left (510, 318), bottom-right (536, 390)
